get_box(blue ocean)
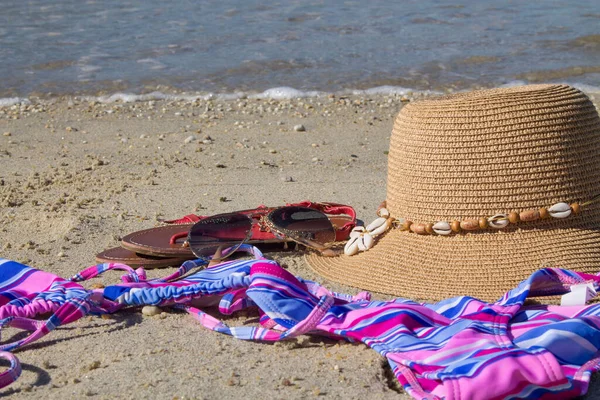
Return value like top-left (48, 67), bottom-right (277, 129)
top-left (1, 0), bottom-right (599, 102)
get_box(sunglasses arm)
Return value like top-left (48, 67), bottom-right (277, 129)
top-left (297, 238), bottom-right (340, 257)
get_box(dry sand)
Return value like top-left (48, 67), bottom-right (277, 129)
top-left (0, 90), bottom-right (599, 399)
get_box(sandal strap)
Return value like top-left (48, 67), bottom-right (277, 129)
top-left (161, 214), bottom-right (206, 224)
top-left (165, 201), bottom-right (357, 244)
top-left (169, 231), bottom-right (189, 245)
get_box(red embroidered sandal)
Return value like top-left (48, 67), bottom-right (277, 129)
top-left (97, 201), bottom-right (356, 266)
top-left (95, 246), bottom-right (190, 268)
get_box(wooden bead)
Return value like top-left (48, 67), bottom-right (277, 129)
top-left (478, 217), bottom-right (488, 229)
top-left (425, 223), bottom-right (434, 234)
top-left (508, 212), bottom-right (519, 224)
top-left (539, 208), bottom-right (549, 219)
top-left (460, 219), bottom-right (480, 231)
top-left (410, 223), bottom-right (427, 234)
top-left (401, 220), bottom-right (412, 231)
top-left (451, 220), bottom-right (461, 233)
top-left (519, 209), bottom-right (540, 222)
top-left (571, 202), bottom-right (581, 214)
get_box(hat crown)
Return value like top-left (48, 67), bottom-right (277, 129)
top-left (386, 84), bottom-right (600, 222)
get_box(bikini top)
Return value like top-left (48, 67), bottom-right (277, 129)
top-left (1, 245), bottom-right (600, 399)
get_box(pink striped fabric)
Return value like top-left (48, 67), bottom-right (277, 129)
top-left (1, 247), bottom-right (600, 399)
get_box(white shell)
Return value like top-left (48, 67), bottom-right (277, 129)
top-left (432, 221), bottom-right (451, 235)
top-left (549, 202), bottom-right (572, 219)
top-left (362, 232), bottom-right (374, 250)
top-left (369, 218), bottom-right (393, 236)
top-left (377, 208), bottom-right (390, 218)
top-left (366, 217), bottom-right (388, 232)
top-left (349, 226), bottom-right (366, 239)
top-left (488, 214), bottom-right (509, 229)
top-left (142, 305), bottom-right (162, 316)
top-left (344, 236), bottom-right (360, 256)
top-left (357, 235), bottom-right (368, 251)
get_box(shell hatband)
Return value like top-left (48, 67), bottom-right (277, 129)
top-left (344, 194), bottom-right (600, 256)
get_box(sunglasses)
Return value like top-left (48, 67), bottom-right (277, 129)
top-left (187, 206), bottom-right (339, 260)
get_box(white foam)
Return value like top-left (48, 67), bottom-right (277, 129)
top-left (572, 83), bottom-right (600, 96)
top-left (79, 65), bottom-right (102, 73)
top-left (85, 91), bottom-right (195, 103)
top-left (351, 86), bottom-right (418, 96)
top-left (249, 87), bottom-right (323, 99)
top-left (499, 80), bottom-right (528, 88)
top-left (81, 87), bottom-right (326, 104)
top-left (0, 97), bottom-right (30, 107)
top-left (85, 92), bottom-right (151, 103)
top-left (215, 92), bottom-right (247, 101)
top-left (3, 82), bottom-right (600, 108)
top-left (500, 80), bottom-right (600, 95)
top-left (136, 58), bottom-right (167, 70)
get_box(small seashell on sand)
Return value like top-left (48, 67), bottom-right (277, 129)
top-left (142, 305), bottom-right (162, 316)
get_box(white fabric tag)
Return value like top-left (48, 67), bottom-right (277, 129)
top-left (560, 283), bottom-right (597, 306)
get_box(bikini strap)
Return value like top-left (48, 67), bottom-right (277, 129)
top-left (0, 295), bottom-right (92, 353)
top-left (0, 295), bottom-right (93, 389)
top-left (496, 268), bottom-right (600, 307)
top-left (70, 262), bottom-right (147, 283)
top-left (154, 244), bottom-right (265, 283)
top-left (0, 351), bottom-right (21, 389)
top-left (183, 293), bottom-right (334, 341)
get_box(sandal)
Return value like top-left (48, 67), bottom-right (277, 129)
top-left (95, 246), bottom-right (190, 268)
top-left (121, 224), bottom-right (196, 257)
top-left (118, 201), bottom-right (356, 258)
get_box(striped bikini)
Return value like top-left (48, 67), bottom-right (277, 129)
top-left (1, 245), bottom-right (600, 399)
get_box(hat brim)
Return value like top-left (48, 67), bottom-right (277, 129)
top-left (306, 221), bottom-right (600, 302)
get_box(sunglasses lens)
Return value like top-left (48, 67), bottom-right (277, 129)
top-left (268, 206), bottom-right (336, 248)
top-left (187, 213), bottom-right (253, 258)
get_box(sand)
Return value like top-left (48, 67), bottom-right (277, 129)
top-left (0, 90), bottom-right (599, 399)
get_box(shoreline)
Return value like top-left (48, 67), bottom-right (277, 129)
top-left (1, 90), bottom-right (600, 398)
top-left (2, 80), bottom-right (599, 108)
top-left (0, 86), bottom-right (435, 108)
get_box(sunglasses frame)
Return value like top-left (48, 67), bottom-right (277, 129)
top-left (187, 206), bottom-right (338, 261)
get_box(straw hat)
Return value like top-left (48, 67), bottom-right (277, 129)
top-left (307, 84), bottom-right (600, 302)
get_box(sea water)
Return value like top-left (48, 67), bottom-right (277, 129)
top-left (1, 0), bottom-right (599, 102)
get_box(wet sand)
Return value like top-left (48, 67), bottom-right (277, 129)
top-left (0, 91), bottom-right (599, 399)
